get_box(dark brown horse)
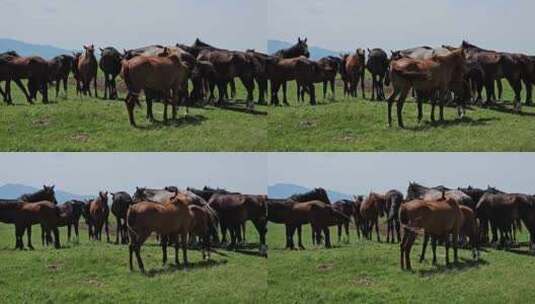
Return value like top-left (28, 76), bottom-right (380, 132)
top-left (121, 48), bottom-right (190, 126)
top-left (208, 193), bottom-right (268, 256)
top-left (267, 56), bottom-right (318, 105)
top-left (78, 44), bottom-right (98, 97)
top-left (332, 199), bottom-right (356, 243)
top-left (58, 200), bottom-right (85, 242)
top-left (0, 51), bottom-right (31, 103)
top-left (388, 49), bottom-right (467, 127)
top-left (0, 52), bottom-right (49, 103)
top-left (111, 191), bottom-right (133, 244)
top-left (399, 197), bottom-right (462, 270)
top-left (99, 47), bottom-right (122, 100)
top-left (298, 56), bottom-right (340, 102)
top-left (366, 48), bottom-right (390, 101)
top-left (384, 189), bottom-right (404, 243)
top-left (47, 54), bottom-right (73, 99)
top-left (88, 191), bottom-right (110, 242)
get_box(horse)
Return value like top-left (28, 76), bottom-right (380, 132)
top-left (406, 182), bottom-right (475, 210)
top-left (387, 48), bottom-right (467, 128)
top-left (342, 49), bottom-right (366, 98)
top-left (269, 37), bottom-right (310, 105)
top-left (111, 191), bottom-right (133, 244)
top-left (366, 48), bottom-right (390, 101)
top-left (332, 199), bottom-right (356, 243)
top-left (359, 192), bottom-right (387, 241)
top-left (267, 56), bottom-right (318, 105)
top-left (0, 52), bottom-right (49, 103)
top-left (297, 56), bottom-right (339, 102)
top-left (127, 191), bottom-right (200, 272)
top-left (47, 54), bottom-right (73, 99)
top-left (58, 200), bottom-right (85, 242)
top-left (419, 204), bottom-right (480, 264)
top-left (78, 44), bottom-right (98, 97)
top-left (208, 193), bottom-right (268, 256)
top-left (121, 48), bottom-right (191, 126)
top-left (289, 187), bottom-right (331, 244)
top-left (384, 189), bottom-right (404, 243)
top-left (246, 49), bottom-right (271, 104)
top-left (0, 51), bottom-right (32, 103)
top-left (99, 47), bottom-right (122, 100)
top-left (71, 51), bottom-right (83, 95)
top-left (399, 196), bottom-right (462, 270)
top-left (88, 191), bottom-right (110, 242)
top-left (352, 195), bottom-right (365, 239)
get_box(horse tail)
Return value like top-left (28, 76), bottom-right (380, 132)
top-left (126, 207), bottom-right (138, 241)
top-left (399, 205), bottom-right (409, 226)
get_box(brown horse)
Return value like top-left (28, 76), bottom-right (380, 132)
top-left (388, 49), bottom-right (467, 127)
top-left (0, 200), bottom-right (60, 249)
top-left (342, 49), bottom-right (366, 98)
top-left (297, 56), bottom-right (340, 102)
top-left (78, 44), bottom-right (98, 97)
top-left (384, 190), bottom-right (404, 243)
top-left (89, 191), bottom-right (110, 242)
top-left (127, 192), bottom-right (197, 272)
top-left (419, 205), bottom-right (480, 264)
top-left (0, 51), bottom-right (32, 103)
top-left (121, 48), bottom-right (190, 126)
top-left (47, 54), bottom-right (73, 99)
top-left (111, 191), bottom-right (133, 244)
top-left (208, 193), bottom-right (268, 256)
top-left (399, 197), bottom-right (462, 270)
top-left (1, 53), bottom-right (49, 103)
top-left (188, 204), bottom-right (214, 260)
top-left (267, 56), bottom-right (318, 105)
top-left (360, 192), bottom-right (387, 241)
top-left (332, 199), bottom-right (355, 243)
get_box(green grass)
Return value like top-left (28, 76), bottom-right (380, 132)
top-left (267, 223), bottom-right (535, 303)
top-left (0, 223), bottom-right (267, 303)
top-left (2, 79), bottom-right (535, 151)
top-left (0, 82), bottom-right (268, 151)
top-left (269, 80), bottom-right (535, 151)
top-left (2, 222), bottom-right (534, 303)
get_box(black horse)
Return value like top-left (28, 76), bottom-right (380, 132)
top-left (366, 48), bottom-right (390, 101)
top-left (110, 191), bottom-right (133, 244)
top-left (48, 54), bottom-right (74, 99)
top-left (99, 47), bottom-right (123, 99)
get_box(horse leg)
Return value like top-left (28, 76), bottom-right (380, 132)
top-left (282, 81), bottom-right (289, 105)
top-left (125, 94), bottom-right (137, 127)
top-left (181, 233), bottom-right (189, 270)
top-left (322, 80), bottom-right (327, 100)
top-left (115, 216), bottom-right (120, 244)
top-left (375, 218), bottom-right (381, 242)
top-left (324, 226), bottom-right (332, 248)
top-left (53, 227), bottom-right (60, 249)
top-left (337, 224), bottom-right (342, 243)
top-left (285, 225), bottom-right (292, 249)
top-left (26, 225), bottom-right (34, 250)
top-left (161, 235), bottom-right (168, 265)
top-left (67, 224), bottom-right (72, 242)
top-left (387, 87), bottom-right (399, 127)
top-left (445, 237), bottom-right (450, 266)
top-left (105, 218), bottom-right (110, 243)
top-left (298, 225), bottom-right (304, 250)
top-left (524, 78), bottom-right (533, 105)
top-left (397, 88), bottom-right (410, 128)
top-left (405, 231), bottom-right (416, 271)
top-left (395, 220), bottom-right (401, 243)
top-left (75, 222), bottom-right (79, 241)
top-left (15, 225), bottom-right (24, 250)
top-left (453, 232), bottom-right (459, 264)
top-left (400, 230), bottom-right (407, 269)
top-left (308, 83), bottom-right (316, 105)
top-left (419, 233), bottom-right (429, 263)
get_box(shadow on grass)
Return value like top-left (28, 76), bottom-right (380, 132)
top-left (216, 102), bottom-right (268, 116)
top-left (417, 258), bottom-right (488, 277)
top-left (145, 259), bottom-right (228, 277)
top-left (403, 116), bottom-right (498, 131)
top-left (504, 247), bottom-right (535, 256)
top-left (133, 114), bottom-right (208, 130)
top-left (485, 102), bottom-right (535, 117)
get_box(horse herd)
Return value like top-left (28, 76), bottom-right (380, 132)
top-left (2, 38), bottom-right (534, 127)
top-left (1, 182), bottom-right (534, 272)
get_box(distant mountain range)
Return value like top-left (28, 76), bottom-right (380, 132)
top-left (0, 38), bottom-right (72, 59)
top-left (267, 40), bottom-right (339, 60)
top-left (0, 183), bottom-right (93, 203)
top-left (268, 183), bottom-right (352, 202)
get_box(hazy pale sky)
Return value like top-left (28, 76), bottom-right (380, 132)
top-left (268, 0), bottom-right (535, 53)
top-left (268, 153), bottom-right (535, 196)
top-left (0, 0), bottom-right (267, 51)
top-left (0, 153), bottom-right (267, 195)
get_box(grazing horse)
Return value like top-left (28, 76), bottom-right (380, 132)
top-left (384, 189), bottom-right (404, 243)
top-left (208, 193), bottom-right (268, 256)
top-left (388, 49), bottom-right (467, 127)
top-left (399, 196), bottom-right (462, 270)
top-left (78, 44), bottom-right (98, 97)
top-left (127, 192), bottom-right (200, 272)
top-left (360, 192), bottom-right (386, 241)
top-left (88, 191), bottom-right (110, 242)
top-left (121, 48), bottom-right (190, 126)
top-left (0, 51), bottom-right (32, 103)
top-left (270, 37), bottom-right (310, 105)
top-left (99, 47), bottom-right (122, 100)
top-left (47, 54), bottom-right (73, 98)
top-left (111, 191), bottom-right (133, 244)
top-left (342, 49), bottom-right (366, 98)
top-left (366, 48), bottom-right (390, 101)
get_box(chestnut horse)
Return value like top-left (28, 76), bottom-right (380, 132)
top-left (121, 48), bottom-right (190, 126)
top-left (88, 191), bottom-right (110, 242)
top-left (360, 192), bottom-right (386, 241)
top-left (388, 49), bottom-right (467, 127)
top-left (78, 44), bottom-right (98, 97)
top-left (127, 192), bottom-right (197, 272)
top-left (399, 196), bottom-right (462, 270)
top-left (111, 191), bottom-right (133, 244)
top-left (342, 49), bottom-right (366, 98)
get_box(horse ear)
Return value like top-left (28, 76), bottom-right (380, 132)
top-left (304, 38), bottom-right (307, 43)
top-left (367, 48), bottom-right (371, 53)
top-left (50, 185), bottom-right (55, 190)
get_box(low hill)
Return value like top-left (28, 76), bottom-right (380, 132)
top-left (268, 182), bottom-right (352, 202)
top-left (0, 183), bottom-right (93, 203)
top-left (0, 38), bottom-right (72, 59)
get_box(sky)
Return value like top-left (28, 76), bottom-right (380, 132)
top-left (268, 153), bottom-right (535, 196)
top-left (2, 1), bottom-right (533, 54)
top-left (0, 0), bottom-right (267, 51)
top-left (0, 153), bottom-right (267, 195)
top-left (268, 0), bottom-right (535, 53)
